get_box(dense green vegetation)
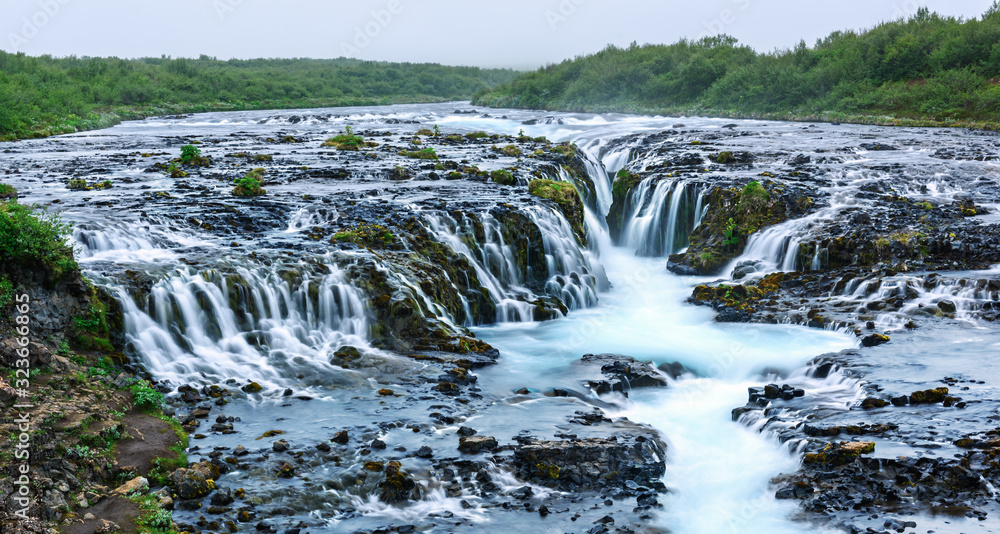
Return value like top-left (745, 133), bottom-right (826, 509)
top-left (0, 53), bottom-right (516, 140)
top-left (474, 5), bottom-right (1000, 127)
top-left (0, 199), bottom-right (76, 305)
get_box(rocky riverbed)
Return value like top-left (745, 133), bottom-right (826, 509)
top-left (1, 103), bottom-right (998, 533)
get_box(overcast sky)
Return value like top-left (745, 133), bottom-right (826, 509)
top-left (2, 0), bottom-right (995, 69)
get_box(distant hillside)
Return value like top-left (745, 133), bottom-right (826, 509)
top-left (473, 5), bottom-right (1000, 128)
top-left (0, 54), bottom-right (516, 140)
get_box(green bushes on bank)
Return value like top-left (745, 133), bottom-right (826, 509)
top-left (474, 4), bottom-right (1000, 126)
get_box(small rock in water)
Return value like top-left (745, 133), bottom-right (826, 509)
top-left (415, 445), bottom-right (433, 458)
top-left (331, 430), bottom-right (349, 444)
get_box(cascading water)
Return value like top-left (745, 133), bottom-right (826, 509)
top-left (418, 204), bottom-right (603, 324)
top-left (476, 140), bottom-right (857, 534)
top-left (108, 260), bottom-right (369, 389)
top-left (619, 178), bottom-right (704, 257)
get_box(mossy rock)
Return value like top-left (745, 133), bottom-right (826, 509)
top-left (669, 181), bottom-right (786, 275)
top-left (910, 387), bottom-right (948, 404)
top-left (490, 169), bottom-right (516, 186)
top-left (528, 179), bottom-right (586, 244)
top-left (332, 223), bottom-right (396, 249)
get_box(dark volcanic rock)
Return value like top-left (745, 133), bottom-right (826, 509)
top-left (512, 434), bottom-right (666, 491)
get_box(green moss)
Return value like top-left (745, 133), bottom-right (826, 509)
top-left (528, 179), bottom-right (585, 242)
top-left (332, 223), bottom-right (396, 248)
top-left (710, 151), bottom-right (736, 164)
top-left (737, 181), bottom-right (770, 212)
top-left (550, 143), bottom-right (576, 157)
top-left (490, 169), bottom-right (516, 186)
top-left (670, 182), bottom-right (785, 275)
top-left (535, 462), bottom-right (561, 479)
top-left (68, 178), bottom-right (90, 191)
top-left (323, 126), bottom-right (365, 151)
top-left (465, 131), bottom-right (490, 139)
top-left (400, 147), bottom-right (439, 160)
top-left (233, 168), bottom-right (266, 197)
top-left (500, 144), bottom-right (522, 157)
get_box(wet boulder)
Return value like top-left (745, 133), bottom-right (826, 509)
top-left (458, 436), bottom-right (498, 454)
top-left (379, 461), bottom-right (418, 503)
top-left (578, 354), bottom-right (667, 396)
top-left (512, 433), bottom-right (666, 491)
top-left (909, 387), bottom-right (948, 404)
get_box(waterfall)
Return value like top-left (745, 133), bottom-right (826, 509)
top-left (619, 178), bottom-right (703, 257)
top-left (419, 206), bottom-right (603, 324)
top-left (112, 260), bottom-right (369, 388)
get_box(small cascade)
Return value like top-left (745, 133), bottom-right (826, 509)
top-left (284, 206), bottom-right (340, 233)
top-left (110, 260), bottom-right (369, 388)
top-left (738, 225), bottom-right (803, 273)
top-left (526, 205), bottom-right (603, 310)
top-left (72, 223), bottom-right (211, 263)
top-left (832, 273), bottom-right (1000, 325)
top-left (620, 179), bottom-right (703, 257)
top-left (578, 146), bottom-right (616, 217)
top-left (419, 206), bottom-right (602, 324)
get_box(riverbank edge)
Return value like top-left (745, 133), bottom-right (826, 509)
top-left (0, 95), bottom-right (453, 143)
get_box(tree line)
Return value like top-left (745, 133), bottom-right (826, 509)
top-left (473, 5), bottom-right (1000, 126)
top-left (0, 54), bottom-right (515, 139)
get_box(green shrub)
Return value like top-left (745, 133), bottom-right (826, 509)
top-left (323, 126), bottom-right (365, 150)
top-left (0, 202), bottom-right (76, 276)
top-left (0, 276), bottom-right (12, 308)
top-left (0, 183), bottom-right (17, 199)
top-left (234, 168), bottom-right (266, 197)
top-left (128, 379), bottom-right (164, 411)
top-left (180, 144), bottom-right (201, 163)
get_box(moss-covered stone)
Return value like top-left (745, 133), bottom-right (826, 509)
top-left (910, 387), bottom-right (949, 404)
top-left (528, 179), bottom-right (585, 243)
top-left (669, 181), bottom-right (787, 275)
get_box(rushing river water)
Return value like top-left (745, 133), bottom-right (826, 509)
top-left (4, 102), bottom-right (999, 533)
